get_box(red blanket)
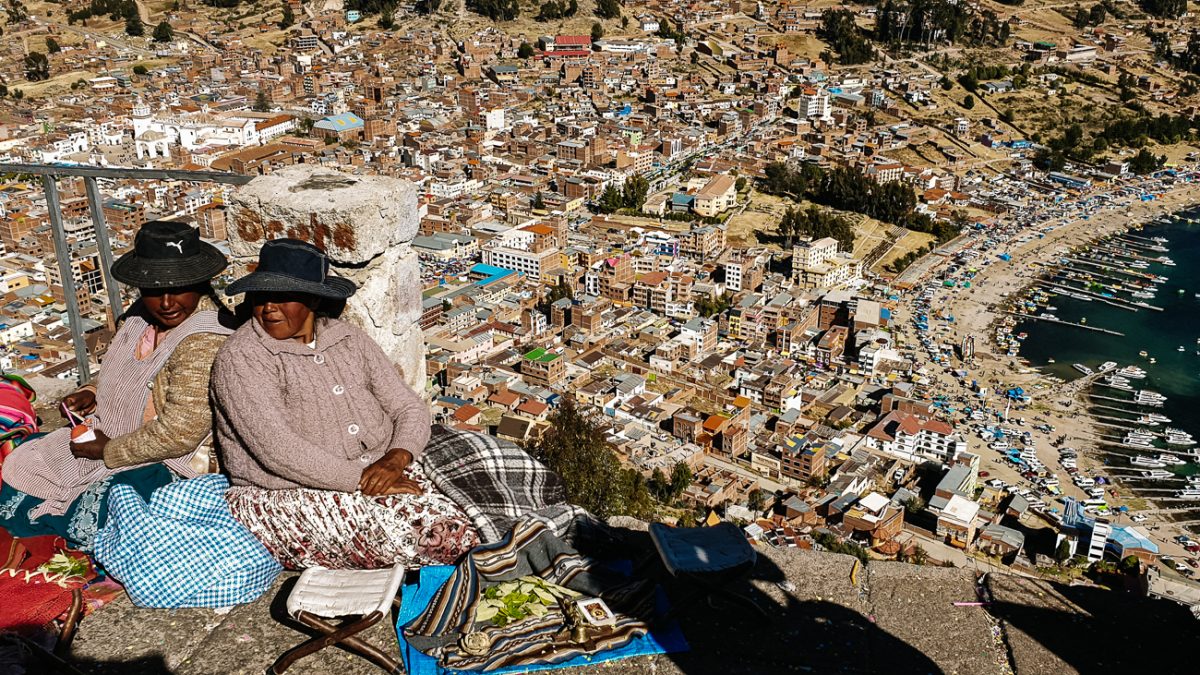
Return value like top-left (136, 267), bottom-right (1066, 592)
top-left (0, 529), bottom-right (90, 636)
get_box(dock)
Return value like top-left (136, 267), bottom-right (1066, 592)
top-left (1088, 393), bottom-right (1163, 407)
top-left (1005, 311), bottom-right (1124, 335)
top-left (1034, 279), bottom-right (1163, 312)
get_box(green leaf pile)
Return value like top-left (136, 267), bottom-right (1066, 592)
top-left (475, 576), bottom-right (580, 627)
top-left (37, 552), bottom-right (89, 579)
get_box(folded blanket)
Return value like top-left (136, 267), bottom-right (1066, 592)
top-left (418, 426), bottom-right (586, 543)
top-left (404, 515), bottom-right (659, 672)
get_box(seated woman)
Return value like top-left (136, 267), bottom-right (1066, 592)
top-left (0, 221), bottom-right (235, 549)
top-left (211, 239), bottom-right (480, 570)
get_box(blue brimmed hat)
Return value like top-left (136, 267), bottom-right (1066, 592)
top-left (226, 238), bottom-right (356, 300)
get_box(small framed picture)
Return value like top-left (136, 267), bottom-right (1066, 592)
top-left (575, 597), bottom-right (615, 627)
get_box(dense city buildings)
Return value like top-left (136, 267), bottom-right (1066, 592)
top-left (3, 0), bottom-right (1200, 621)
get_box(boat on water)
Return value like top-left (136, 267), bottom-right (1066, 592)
top-left (1139, 350), bottom-right (1149, 358)
top-left (1149, 357), bottom-right (1158, 364)
top-left (1047, 358), bottom-right (1056, 364)
top-left (1142, 469), bottom-right (1175, 479)
top-left (1073, 363), bottom-right (1094, 375)
top-left (1099, 361), bottom-right (1117, 372)
top-left (1145, 412), bottom-right (1171, 423)
top-left (1132, 456), bottom-right (1167, 468)
top-left (1157, 454), bottom-right (1186, 465)
top-left (1119, 366), bottom-right (1147, 379)
top-left (1133, 291), bottom-right (1156, 299)
top-left (1180, 346), bottom-right (1187, 352)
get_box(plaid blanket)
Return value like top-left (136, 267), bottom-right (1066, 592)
top-left (418, 426), bottom-right (586, 543)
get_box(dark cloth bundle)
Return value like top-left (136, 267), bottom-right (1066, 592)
top-left (404, 515), bottom-right (656, 672)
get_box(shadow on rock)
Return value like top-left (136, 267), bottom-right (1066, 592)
top-left (579, 525), bottom-right (945, 675)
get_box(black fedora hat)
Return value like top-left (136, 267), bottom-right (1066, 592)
top-left (110, 221), bottom-right (228, 289)
top-left (226, 238), bottom-right (356, 300)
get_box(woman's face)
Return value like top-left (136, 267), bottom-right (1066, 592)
top-left (141, 286), bottom-right (204, 329)
top-left (250, 292), bottom-right (319, 341)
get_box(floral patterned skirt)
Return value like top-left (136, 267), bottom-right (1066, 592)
top-left (225, 464), bottom-right (480, 570)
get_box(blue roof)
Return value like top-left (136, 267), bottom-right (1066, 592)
top-left (1108, 526), bottom-right (1159, 554)
top-left (671, 193), bottom-right (694, 205)
top-left (471, 263), bottom-right (517, 286)
top-left (313, 112), bottom-right (364, 131)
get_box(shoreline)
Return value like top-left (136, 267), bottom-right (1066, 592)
top-left (913, 178), bottom-right (1200, 563)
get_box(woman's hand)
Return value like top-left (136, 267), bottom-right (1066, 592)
top-left (70, 430), bottom-right (111, 460)
top-left (61, 389), bottom-right (97, 417)
top-left (359, 448), bottom-right (422, 496)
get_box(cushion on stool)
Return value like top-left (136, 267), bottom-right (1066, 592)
top-left (286, 563), bottom-right (406, 619)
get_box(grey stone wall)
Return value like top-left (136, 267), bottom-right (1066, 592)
top-left (226, 165), bottom-right (426, 393)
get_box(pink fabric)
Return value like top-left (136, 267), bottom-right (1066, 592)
top-left (225, 463), bottom-right (479, 570)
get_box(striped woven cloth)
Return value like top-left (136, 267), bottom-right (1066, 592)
top-left (404, 515), bottom-right (656, 672)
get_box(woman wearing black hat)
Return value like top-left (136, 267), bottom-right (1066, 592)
top-left (0, 221), bottom-right (236, 550)
top-left (211, 239), bottom-right (481, 569)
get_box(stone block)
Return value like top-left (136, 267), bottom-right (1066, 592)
top-left (338, 244), bottom-right (423, 342)
top-left (226, 166), bottom-right (425, 393)
top-left (226, 166), bottom-right (418, 264)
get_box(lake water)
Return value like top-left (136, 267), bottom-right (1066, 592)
top-left (1015, 209), bottom-right (1200, 479)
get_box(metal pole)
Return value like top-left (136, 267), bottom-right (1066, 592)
top-left (84, 177), bottom-right (125, 327)
top-left (43, 175), bottom-right (92, 384)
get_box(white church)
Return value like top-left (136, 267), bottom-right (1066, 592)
top-left (131, 98), bottom-right (295, 160)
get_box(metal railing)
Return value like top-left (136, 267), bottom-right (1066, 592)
top-left (1, 164), bottom-right (254, 383)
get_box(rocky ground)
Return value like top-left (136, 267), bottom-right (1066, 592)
top-left (42, 524), bottom-right (1200, 675)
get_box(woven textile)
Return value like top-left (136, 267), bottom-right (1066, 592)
top-left (418, 426), bottom-right (585, 543)
top-left (404, 515), bottom-right (657, 672)
top-left (226, 462), bottom-right (480, 570)
top-left (0, 374), bottom-right (38, 483)
top-left (93, 474), bottom-right (281, 608)
top-left (2, 301), bottom-right (232, 518)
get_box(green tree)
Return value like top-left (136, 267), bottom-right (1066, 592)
top-left (125, 16), bottom-right (143, 37)
top-left (132, 64), bottom-right (148, 75)
top-left (23, 51), bottom-right (49, 81)
top-left (152, 21), bottom-right (173, 42)
top-left (279, 0), bottom-right (294, 28)
top-left (735, 176), bottom-right (747, 192)
top-left (963, 94), bottom-right (975, 109)
top-left (940, 76), bottom-right (953, 91)
top-left (747, 488), bottom-right (766, 513)
top-left (518, 41), bottom-right (534, 58)
top-left (45, 37), bottom-right (60, 54)
top-left (527, 398), bottom-right (654, 519)
top-left (595, 0), bottom-right (620, 19)
top-left (532, 192), bottom-right (546, 210)
top-left (1055, 539), bottom-right (1072, 565)
top-left (253, 90), bottom-right (270, 112)
top-left (902, 496), bottom-right (925, 516)
top-left (622, 174), bottom-right (648, 210)
top-left (591, 21), bottom-right (604, 41)
top-left (670, 461), bottom-right (692, 497)
top-left (1137, 0), bottom-right (1185, 18)
top-left (596, 183), bottom-right (623, 213)
top-left (466, 0), bottom-right (519, 20)
top-left (1129, 147), bottom-right (1162, 175)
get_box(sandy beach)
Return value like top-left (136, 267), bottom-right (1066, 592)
top-left (893, 180), bottom-right (1200, 563)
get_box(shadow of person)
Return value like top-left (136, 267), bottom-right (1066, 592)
top-left (985, 575), bottom-right (1200, 674)
top-left (576, 525), bottom-right (945, 675)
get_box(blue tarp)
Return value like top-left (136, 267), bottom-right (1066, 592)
top-left (396, 565), bottom-right (688, 675)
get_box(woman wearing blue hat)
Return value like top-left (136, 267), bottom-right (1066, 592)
top-left (0, 221), bottom-right (236, 549)
top-left (211, 239), bottom-right (480, 569)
